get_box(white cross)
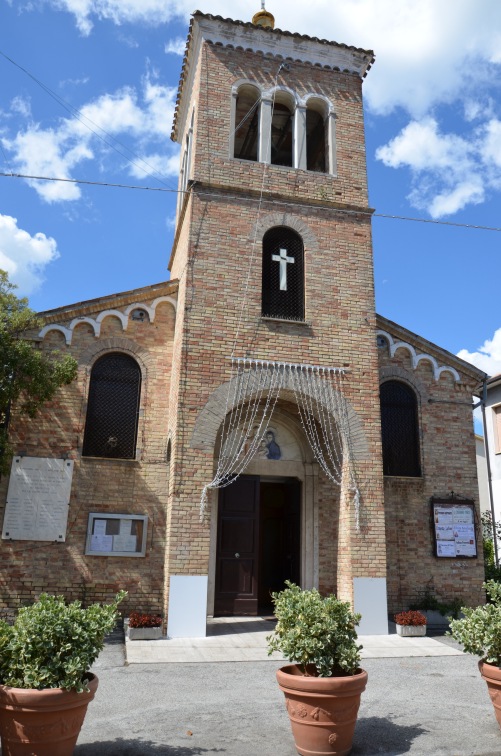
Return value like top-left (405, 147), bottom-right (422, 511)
top-left (272, 248), bottom-right (295, 291)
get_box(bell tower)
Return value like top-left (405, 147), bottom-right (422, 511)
top-left (165, 7), bottom-right (387, 631)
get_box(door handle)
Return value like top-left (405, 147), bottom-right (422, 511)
top-left (235, 552), bottom-right (240, 558)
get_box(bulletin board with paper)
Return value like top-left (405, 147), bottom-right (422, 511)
top-left (431, 498), bottom-right (477, 558)
top-left (85, 513), bottom-right (148, 557)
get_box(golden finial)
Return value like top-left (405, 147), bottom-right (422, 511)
top-left (252, 2), bottom-right (275, 29)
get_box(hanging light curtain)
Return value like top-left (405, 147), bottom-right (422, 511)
top-left (200, 359), bottom-right (361, 531)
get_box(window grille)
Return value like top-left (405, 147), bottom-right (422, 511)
top-left (82, 353), bottom-right (141, 459)
top-left (262, 227), bottom-right (304, 321)
top-left (380, 381), bottom-right (421, 477)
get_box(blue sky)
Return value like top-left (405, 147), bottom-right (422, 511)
top-left (2, 0), bottom-right (501, 378)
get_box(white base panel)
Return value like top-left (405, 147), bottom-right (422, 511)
top-left (167, 575), bottom-right (208, 638)
top-left (353, 577), bottom-right (389, 635)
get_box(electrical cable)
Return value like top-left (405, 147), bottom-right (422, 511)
top-left (0, 48), bottom-right (178, 191)
top-left (2, 172), bottom-right (501, 233)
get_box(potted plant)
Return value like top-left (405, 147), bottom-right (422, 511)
top-left (267, 581), bottom-right (367, 756)
top-left (128, 611), bottom-right (163, 640)
top-left (394, 610), bottom-right (427, 637)
top-left (0, 590), bottom-right (126, 755)
top-left (449, 580), bottom-right (501, 729)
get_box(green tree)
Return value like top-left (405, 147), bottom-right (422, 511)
top-left (0, 270), bottom-right (77, 474)
top-left (481, 511), bottom-right (501, 583)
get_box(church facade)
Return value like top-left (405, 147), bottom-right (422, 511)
top-left (0, 10), bottom-right (485, 626)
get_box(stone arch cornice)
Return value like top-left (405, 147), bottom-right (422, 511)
top-left (39, 296), bottom-right (177, 346)
top-left (78, 338), bottom-right (153, 379)
top-left (190, 372), bottom-right (369, 460)
top-left (262, 85), bottom-right (297, 104)
top-left (379, 366), bottom-right (429, 404)
top-left (302, 93), bottom-right (334, 115)
top-left (377, 329), bottom-right (460, 382)
top-left (231, 78), bottom-right (261, 95)
top-left (251, 213), bottom-right (319, 251)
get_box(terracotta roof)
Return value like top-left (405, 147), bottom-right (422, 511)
top-left (171, 11), bottom-right (375, 142)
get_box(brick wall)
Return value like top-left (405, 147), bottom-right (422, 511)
top-left (377, 337), bottom-right (485, 612)
top-left (167, 30), bottom-right (387, 601)
top-left (0, 283), bottom-right (176, 618)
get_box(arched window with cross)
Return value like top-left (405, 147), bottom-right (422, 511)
top-left (261, 226), bottom-right (304, 321)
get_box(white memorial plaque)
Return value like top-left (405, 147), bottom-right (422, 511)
top-left (2, 457), bottom-right (73, 542)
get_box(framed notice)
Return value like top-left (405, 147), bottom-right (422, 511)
top-left (431, 498), bottom-right (477, 558)
top-left (85, 513), bottom-right (148, 557)
top-left (2, 457), bottom-right (74, 542)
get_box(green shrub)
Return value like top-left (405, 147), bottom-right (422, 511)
top-left (0, 591), bottom-right (126, 692)
top-left (449, 581), bottom-right (501, 665)
top-left (266, 581), bottom-right (362, 677)
top-left (409, 592), bottom-right (463, 619)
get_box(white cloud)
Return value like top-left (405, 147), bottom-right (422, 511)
top-left (0, 215), bottom-right (59, 294)
top-left (481, 119), bottom-right (501, 169)
top-left (10, 96), bottom-right (31, 119)
top-left (128, 152), bottom-right (179, 180)
top-left (2, 76), bottom-right (179, 202)
top-left (376, 118), bottom-right (471, 172)
top-left (49, 0), bottom-right (189, 35)
top-left (26, 1), bottom-right (501, 216)
top-left (376, 117), bottom-right (501, 217)
top-left (164, 37), bottom-right (185, 56)
top-left (458, 329), bottom-right (501, 377)
top-left (46, 1), bottom-right (501, 115)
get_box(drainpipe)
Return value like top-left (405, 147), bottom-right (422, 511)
top-left (481, 375), bottom-right (499, 567)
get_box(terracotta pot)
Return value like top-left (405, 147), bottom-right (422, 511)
top-left (0, 673), bottom-right (98, 756)
top-left (479, 661), bottom-right (501, 729)
top-left (276, 664), bottom-right (368, 756)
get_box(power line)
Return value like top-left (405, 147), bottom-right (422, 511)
top-left (372, 212), bottom-right (501, 233)
top-left (2, 171), bottom-right (501, 233)
top-left (0, 48), bottom-right (178, 191)
top-left (0, 172), bottom-right (180, 194)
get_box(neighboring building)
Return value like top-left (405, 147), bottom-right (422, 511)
top-left (0, 8), bottom-right (485, 628)
top-left (480, 376), bottom-right (501, 543)
top-left (475, 434), bottom-right (489, 516)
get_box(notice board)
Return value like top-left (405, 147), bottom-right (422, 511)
top-left (431, 498), bottom-right (477, 558)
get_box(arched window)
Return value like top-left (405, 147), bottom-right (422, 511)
top-left (306, 100), bottom-right (327, 173)
top-left (82, 353), bottom-right (142, 459)
top-left (380, 381), bottom-right (420, 477)
top-left (271, 97), bottom-right (294, 167)
top-left (234, 85), bottom-right (260, 162)
top-left (262, 227), bottom-right (304, 320)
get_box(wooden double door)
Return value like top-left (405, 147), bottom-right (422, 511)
top-left (214, 475), bottom-right (301, 616)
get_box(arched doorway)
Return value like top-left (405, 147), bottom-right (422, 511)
top-left (214, 474), bottom-right (301, 615)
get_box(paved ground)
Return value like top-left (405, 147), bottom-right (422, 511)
top-left (70, 624), bottom-right (501, 756)
top-left (124, 617), bottom-right (464, 664)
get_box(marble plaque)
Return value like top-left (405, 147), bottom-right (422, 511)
top-left (2, 457), bottom-right (73, 541)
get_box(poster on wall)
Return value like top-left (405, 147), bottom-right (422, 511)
top-left (2, 457), bottom-right (74, 541)
top-left (431, 498), bottom-right (477, 558)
